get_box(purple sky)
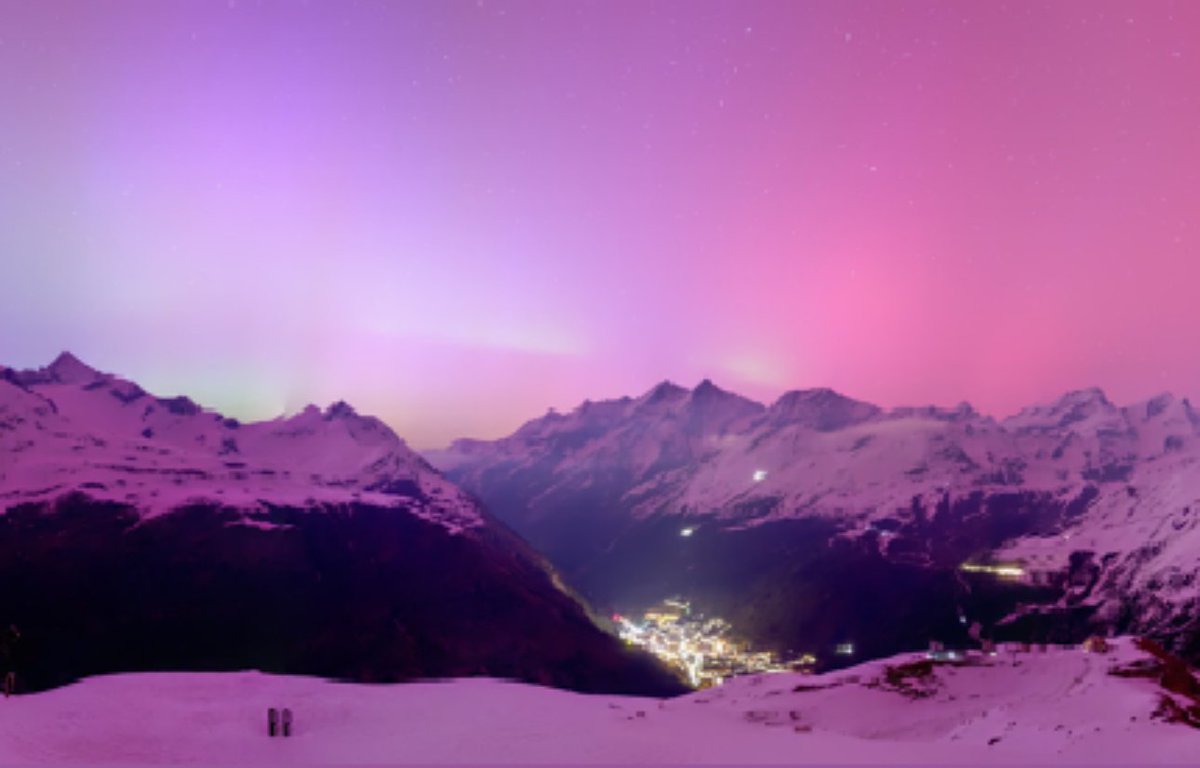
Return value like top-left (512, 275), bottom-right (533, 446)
top-left (2, 0), bottom-right (1198, 447)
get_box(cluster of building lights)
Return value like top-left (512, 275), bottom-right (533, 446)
top-left (959, 562), bottom-right (1026, 579)
top-left (615, 598), bottom-right (816, 688)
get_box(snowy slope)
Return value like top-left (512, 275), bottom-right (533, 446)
top-left (0, 638), bottom-right (1195, 764)
top-left (1, 353), bottom-right (480, 533)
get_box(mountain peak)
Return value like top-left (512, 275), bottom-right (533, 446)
top-left (46, 351), bottom-right (102, 384)
top-left (768, 388), bottom-right (881, 431)
top-left (774, 387), bottom-right (850, 404)
top-left (691, 378), bottom-right (741, 402)
top-left (1004, 386), bottom-right (1118, 432)
top-left (1131, 392), bottom-right (1197, 425)
top-left (325, 400), bottom-right (358, 420)
top-left (1137, 392), bottom-right (1174, 418)
top-left (920, 401), bottom-right (983, 422)
top-left (640, 380), bottom-right (688, 405)
top-left (1055, 387), bottom-right (1111, 407)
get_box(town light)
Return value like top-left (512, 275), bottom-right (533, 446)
top-left (617, 599), bottom-right (814, 688)
top-left (960, 562), bottom-right (1026, 578)
top-left (752, 469), bottom-right (768, 482)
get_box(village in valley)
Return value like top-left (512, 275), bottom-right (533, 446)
top-left (613, 599), bottom-right (818, 688)
top-left (614, 595), bottom-right (1121, 690)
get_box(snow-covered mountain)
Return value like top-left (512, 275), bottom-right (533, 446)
top-left (1, 637), bottom-right (1196, 764)
top-left (1, 352), bottom-right (478, 532)
top-left (429, 380), bottom-right (1200, 665)
top-left (0, 354), bottom-right (684, 697)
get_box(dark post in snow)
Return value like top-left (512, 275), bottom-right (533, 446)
top-left (1, 625), bottom-right (19, 699)
top-left (268, 707), bottom-right (279, 737)
top-left (282, 708), bottom-right (293, 737)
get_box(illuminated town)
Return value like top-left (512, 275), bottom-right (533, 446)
top-left (614, 598), bottom-right (816, 688)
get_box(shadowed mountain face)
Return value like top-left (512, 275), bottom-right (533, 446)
top-left (0, 496), bottom-right (684, 696)
top-left (430, 381), bottom-right (1200, 666)
top-left (0, 355), bottom-right (686, 697)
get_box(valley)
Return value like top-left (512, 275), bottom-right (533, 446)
top-left (614, 597), bottom-right (817, 687)
top-left (0, 355), bottom-right (684, 697)
top-left (432, 381), bottom-right (1200, 670)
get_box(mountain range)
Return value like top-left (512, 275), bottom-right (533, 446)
top-left (0, 353), bottom-right (683, 696)
top-left (429, 379), bottom-right (1200, 666)
top-left (4, 352), bottom-right (1198, 692)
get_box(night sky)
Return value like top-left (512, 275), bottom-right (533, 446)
top-left (2, 1), bottom-right (1198, 447)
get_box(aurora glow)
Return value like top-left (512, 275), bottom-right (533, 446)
top-left (2, 1), bottom-right (1198, 447)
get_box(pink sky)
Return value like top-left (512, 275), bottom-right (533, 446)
top-left (1, 0), bottom-right (1198, 447)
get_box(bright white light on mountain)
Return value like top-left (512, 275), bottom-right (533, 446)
top-left (680, 527), bottom-right (695, 537)
top-left (752, 469), bottom-right (768, 482)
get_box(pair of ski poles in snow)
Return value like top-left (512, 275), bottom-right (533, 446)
top-left (267, 707), bottom-right (294, 737)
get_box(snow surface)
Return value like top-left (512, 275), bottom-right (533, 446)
top-left (0, 638), bottom-right (1194, 764)
top-left (0, 354), bottom-right (481, 533)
